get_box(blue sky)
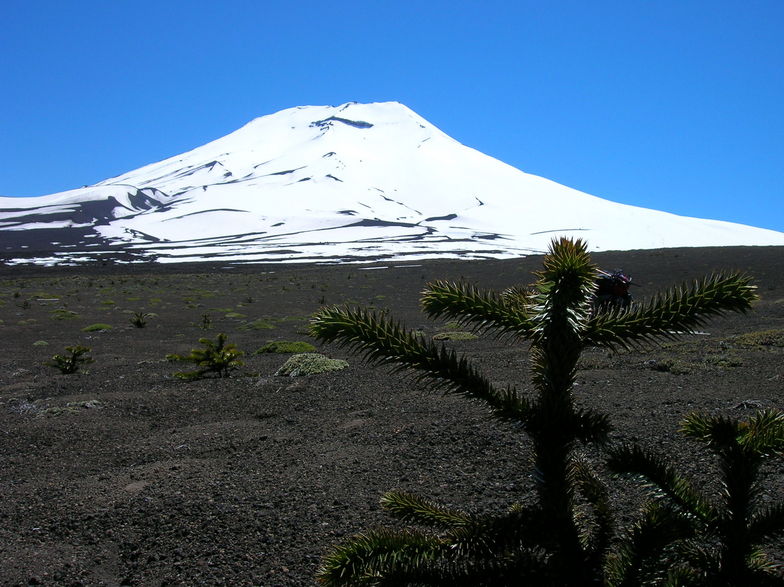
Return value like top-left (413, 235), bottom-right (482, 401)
top-left (2, 0), bottom-right (782, 232)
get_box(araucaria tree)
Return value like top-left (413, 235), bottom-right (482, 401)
top-left (607, 409), bottom-right (784, 586)
top-left (166, 332), bottom-right (244, 380)
top-left (309, 238), bottom-right (760, 585)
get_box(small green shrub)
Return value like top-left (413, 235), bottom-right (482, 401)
top-left (702, 353), bottom-right (744, 368)
top-left (643, 358), bottom-right (691, 374)
top-left (166, 333), bottom-right (244, 380)
top-left (51, 308), bottom-right (79, 320)
top-left (129, 311), bottom-right (152, 328)
top-left (729, 328), bottom-right (784, 348)
top-left (275, 353), bottom-right (348, 377)
top-left (46, 345), bottom-right (93, 374)
top-left (256, 341), bottom-right (317, 354)
top-left (82, 323), bottom-right (112, 332)
top-left (240, 318), bottom-right (276, 331)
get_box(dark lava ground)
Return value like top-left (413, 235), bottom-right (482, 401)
top-left (0, 246), bottom-right (782, 586)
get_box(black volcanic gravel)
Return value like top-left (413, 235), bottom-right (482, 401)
top-left (0, 247), bottom-right (782, 585)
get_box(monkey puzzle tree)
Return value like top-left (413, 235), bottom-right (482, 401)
top-left (166, 332), bottom-right (244, 380)
top-left (309, 238), bottom-right (757, 585)
top-left (607, 409), bottom-right (784, 586)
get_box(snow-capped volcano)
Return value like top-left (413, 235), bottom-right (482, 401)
top-left (1, 101), bottom-right (783, 266)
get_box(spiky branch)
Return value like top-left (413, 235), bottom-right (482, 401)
top-left (585, 273), bottom-right (757, 349)
top-left (310, 305), bottom-right (530, 422)
top-left (608, 409), bottom-right (784, 585)
top-left (310, 237), bottom-right (766, 585)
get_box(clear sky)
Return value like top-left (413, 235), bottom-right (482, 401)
top-left (2, 0), bottom-right (782, 232)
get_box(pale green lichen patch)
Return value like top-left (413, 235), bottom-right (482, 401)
top-left (36, 399), bottom-right (104, 416)
top-left (728, 328), bottom-right (784, 348)
top-left (275, 353), bottom-right (348, 377)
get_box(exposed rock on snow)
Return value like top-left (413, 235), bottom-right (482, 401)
top-left (1, 101), bottom-right (783, 266)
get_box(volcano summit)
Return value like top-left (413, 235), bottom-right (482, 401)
top-left (2, 101), bottom-right (783, 266)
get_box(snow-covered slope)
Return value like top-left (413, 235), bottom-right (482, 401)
top-left (1, 101), bottom-right (783, 266)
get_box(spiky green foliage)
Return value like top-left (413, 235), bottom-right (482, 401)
top-left (607, 409), bottom-right (784, 586)
top-left (309, 237), bottom-right (759, 585)
top-left (166, 332), bottom-right (243, 380)
top-left (584, 273), bottom-right (756, 350)
top-left (45, 344), bottom-right (93, 374)
top-left (129, 311), bottom-right (151, 328)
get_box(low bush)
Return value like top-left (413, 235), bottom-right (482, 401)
top-left (46, 345), bottom-right (93, 374)
top-left (50, 308), bottom-right (79, 320)
top-left (256, 341), bottom-right (317, 354)
top-left (129, 311), bottom-right (152, 328)
top-left (81, 323), bottom-right (112, 332)
top-left (240, 318), bottom-right (277, 331)
top-left (166, 333), bottom-right (244, 380)
top-left (730, 328), bottom-right (784, 348)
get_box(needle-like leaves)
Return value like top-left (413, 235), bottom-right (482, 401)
top-left (309, 305), bottom-right (530, 422)
top-left (311, 238), bottom-right (773, 585)
top-left (380, 490), bottom-right (474, 530)
top-left (607, 443), bottom-right (718, 524)
top-left (585, 273), bottom-right (757, 350)
top-left (421, 280), bottom-right (535, 340)
top-left (609, 410), bottom-right (784, 585)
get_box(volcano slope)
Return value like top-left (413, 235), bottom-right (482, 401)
top-left (0, 246), bottom-right (782, 585)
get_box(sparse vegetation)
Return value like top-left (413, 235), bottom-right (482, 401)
top-left (167, 333), bottom-right (244, 380)
top-left (1, 247), bottom-right (782, 584)
top-left (40, 399), bottom-right (104, 416)
top-left (239, 318), bottom-right (277, 331)
top-left (46, 345), bottom-right (94, 374)
top-left (129, 311), bottom-right (152, 328)
top-left (729, 328), bottom-right (784, 348)
top-left (50, 308), bottom-right (79, 320)
top-left (275, 353), bottom-right (348, 377)
top-left (82, 323), bottom-right (113, 332)
top-left (256, 340), bottom-right (317, 354)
